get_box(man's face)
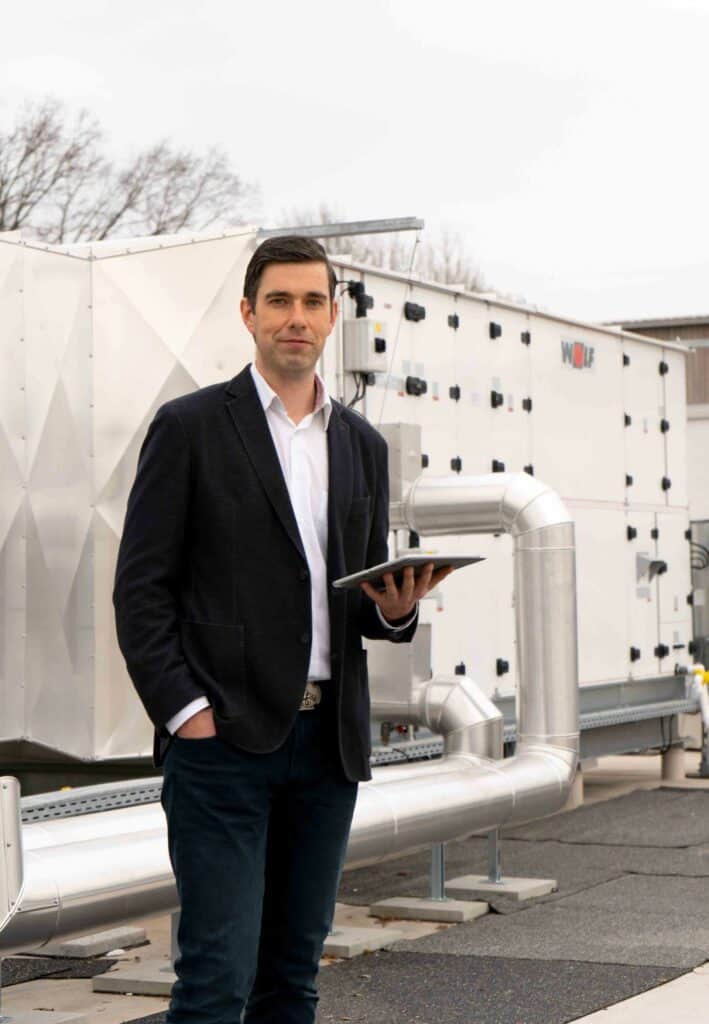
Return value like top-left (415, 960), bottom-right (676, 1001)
top-left (240, 261), bottom-right (338, 380)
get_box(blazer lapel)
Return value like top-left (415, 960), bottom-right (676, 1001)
top-left (326, 401), bottom-right (352, 583)
top-left (225, 365), bottom-right (306, 564)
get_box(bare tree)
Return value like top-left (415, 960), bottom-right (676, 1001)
top-left (0, 99), bottom-right (257, 242)
top-left (277, 203), bottom-right (487, 293)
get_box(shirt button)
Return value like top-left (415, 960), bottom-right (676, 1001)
top-left (300, 632), bottom-right (310, 645)
top-left (299, 568), bottom-right (309, 581)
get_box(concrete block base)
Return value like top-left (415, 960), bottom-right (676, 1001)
top-left (91, 958), bottom-right (175, 997)
top-left (40, 926), bottom-right (147, 958)
top-left (0, 1014), bottom-right (88, 1023)
top-left (662, 744), bottom-right (686, 781)
top-left (323, 926), bottom-right (404, 958)
top-left (368, 896), bottom-right (489, 923)
top-left (446, 874), bottom-right (557, 901)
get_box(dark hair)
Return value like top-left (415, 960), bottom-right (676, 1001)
top-left (243, 235), bottom-right (337, 309)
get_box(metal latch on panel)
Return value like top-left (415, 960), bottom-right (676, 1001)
top-left (449, 385), bottom-right (461, 401)
top-left (654, 643), bottom-right (670, 659)
top-left (490, 390), bottom-right (504, 408)
top-left (522, 397), bottom-right (532, 412)
top-left (491, 459), bottom-right (505, 473)
top-left (660, 418), bottom-right (670, 433)
top-left (520, 330), bottom-right (531, 345)
top-left (630, 646), bottom-right (641, 662)
top-left (496, 658), bottom-right (510, 676)
top-left (346, 280), bottom-right (374, 318)
top-left (489, 322), bottom-right (502, 339)
top-left (448, 313), bottom-right (460, 329)
top-left (405, 376), bottom-right (427, 396)
top-left (450, 456), bottom-right (462, 473)
top-left (404, 301), bottom-right (426, 322)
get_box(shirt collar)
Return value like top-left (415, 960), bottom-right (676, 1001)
top-left (250, 362), bottom-right (332, 429)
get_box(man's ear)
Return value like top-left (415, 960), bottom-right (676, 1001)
top-left (240, 296), bottom-right (255, 335)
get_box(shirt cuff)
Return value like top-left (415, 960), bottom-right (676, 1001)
top-left (376, 603), bottom-right (418, 631)
top-left (165, 696), bottom-right (211, 735)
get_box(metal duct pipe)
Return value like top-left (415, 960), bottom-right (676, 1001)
top-left (0, 472), bottom-right (579, 955)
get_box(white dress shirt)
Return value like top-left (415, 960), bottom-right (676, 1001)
top-left (165, 363), bottom-right (414, 735)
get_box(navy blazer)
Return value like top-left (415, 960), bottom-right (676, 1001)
top-left (113, 363), bottom-right (417, 781)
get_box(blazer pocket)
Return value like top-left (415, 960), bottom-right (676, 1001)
top-left (178, 620), bottom-right (246, 719)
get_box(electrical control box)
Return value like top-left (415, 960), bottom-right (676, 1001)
top-left (343, 318), bottom-right (388, 373)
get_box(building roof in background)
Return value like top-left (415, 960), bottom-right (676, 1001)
top-left (602, 314), bottom-right (709, 329)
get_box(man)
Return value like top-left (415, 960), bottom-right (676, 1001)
top-left (113, 235), bottom-right (451, 1023)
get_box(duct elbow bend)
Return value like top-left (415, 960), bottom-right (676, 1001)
top-left (415, 676), bottom-right (504, 760)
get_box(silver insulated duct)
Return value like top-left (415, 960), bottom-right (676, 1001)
top-left (0, 471), bottom-right (579, 954)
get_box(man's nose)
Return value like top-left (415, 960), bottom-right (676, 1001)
top-left (287, 301), bottom-right (307, 326)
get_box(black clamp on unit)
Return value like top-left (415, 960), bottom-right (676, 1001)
top-left (522, 397), bottom-right (532, 412)
top-left (455, 662), bottom-right (466, 675)
top-left (489, 322), bottom-right (502, 339)
top-left (496, 658), bottom-right (510, 676)
top-left (630, 646), bottom-right (641, 662)
top-left (448, 313), bottom-right (460, 329)
top-left (491, 459), bottom-right (505, 473)
top-left (451, 456), bottom-right (462, 473)
top-left (346, 280), bottom-right (374, 318)
top-left (404, 301), bottom-right (426, 322)
top-left (654, 643), bottom-right (670, 659)
top-left (405, 376), bottom-right (428, 396)
top-left (490, 390), bottom-right (504, 408)
top-left (449, 385), bottom-right (461, 401)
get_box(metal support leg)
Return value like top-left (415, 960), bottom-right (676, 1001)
top-left (487, 829), bottom-right (502, 884)
top-left (430, 843), bottom-right (447, 901)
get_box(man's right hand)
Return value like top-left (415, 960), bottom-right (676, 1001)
top-left (176, 707), bottom-right (217, 739)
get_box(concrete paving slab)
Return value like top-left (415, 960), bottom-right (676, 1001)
top-left (38, 926), bottom-right (147, 959)
top-left (91, 960), bottom-right (175, 996)
top-left (368, 896), bottom-right (489, 922)
top-left (324, 925), bottom-right (404, 957)
top-left (446, 873), bottom-right (556, 900)
top-left (0, 1012), bottom-right (88, 1023)
top-left (572, 965), bottom-right (709, 1023)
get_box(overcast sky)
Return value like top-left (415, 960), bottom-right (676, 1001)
top-left (3, 0), bottom-right (708, 323)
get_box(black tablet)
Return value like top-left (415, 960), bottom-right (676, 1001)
top-left (332, 554), bottom-right (484, 591)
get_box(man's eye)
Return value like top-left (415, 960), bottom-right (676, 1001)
top-left (308, 298), bottom-right (325, 307)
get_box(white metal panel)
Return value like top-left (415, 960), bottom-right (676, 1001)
top-left (656, 510), bottom-right (693, 670)
top-left (621, 338), bottom-right (666, 505)
top-left (0, 241), bottom-right (25, 741)
top-left (23, 247), bottom-right (94, 755)
top-left (661, 347), bottom-right (688, 509)
top-left (570, 504), bottom-right (628, 685)
top-left (626, 508), bottom-right (661, 678)
top-left (687, 416), bottom-right (709, 519)
top-left (530, 320), bottom-right (625, 502)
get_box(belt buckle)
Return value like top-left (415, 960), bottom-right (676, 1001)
top-left (300, 681), bottom-right (322, 711)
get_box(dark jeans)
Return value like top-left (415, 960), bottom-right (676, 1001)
top-left (160, 683), bottom-right (358, 1024)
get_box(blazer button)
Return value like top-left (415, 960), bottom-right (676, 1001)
top-left (299, 568), bottom-right (309, 581)
top-left (300, 631), bottom-right (310, 645)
